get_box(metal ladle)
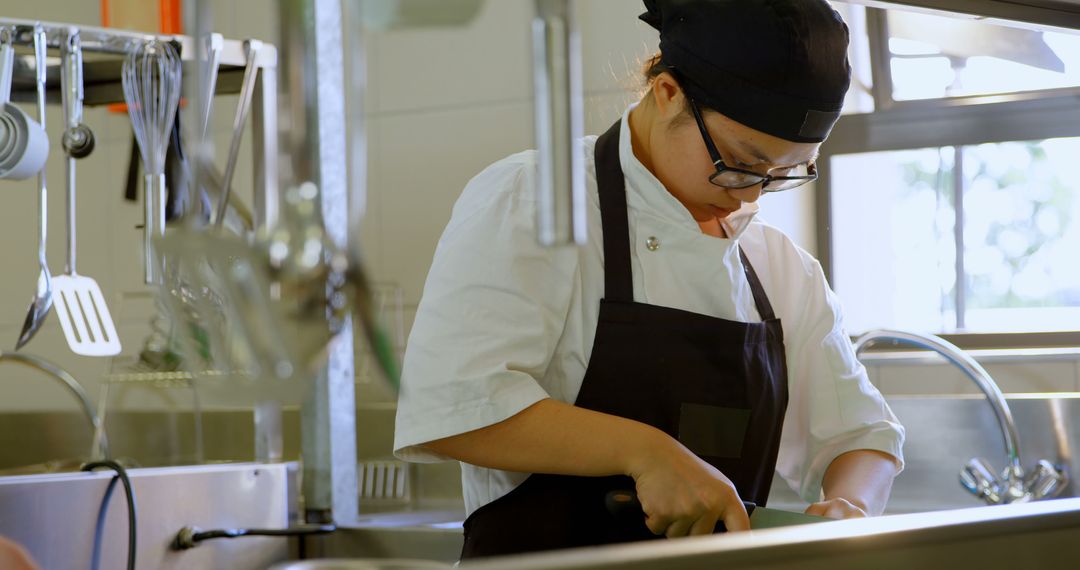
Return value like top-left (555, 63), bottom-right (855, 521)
top-left (15, 26), bottom-right (53, 350)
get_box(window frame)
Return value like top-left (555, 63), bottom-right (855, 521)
top-left (819, 7), bottom-right (1080, 347)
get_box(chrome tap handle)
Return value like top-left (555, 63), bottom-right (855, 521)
top-left (1000, 463), bottom-right (1031, 503)
top-left (1025, 459), bottom-right (1068, 500)
top-left (961, 457), bottom-right (1002, 504)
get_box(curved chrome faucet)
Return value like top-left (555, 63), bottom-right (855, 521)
top-left (853, 329), bottom-right (1066, 504)
top-left (0, 350), bottom-right (109, 461)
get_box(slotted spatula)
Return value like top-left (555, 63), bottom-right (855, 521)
top-left (53, 31), bottom-right (120, 357)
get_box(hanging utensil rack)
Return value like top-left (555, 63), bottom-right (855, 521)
top-left (0, 17), bottom-right (279, 230)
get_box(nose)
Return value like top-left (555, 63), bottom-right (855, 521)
top-left (727, 183), bottom-right (763, 204)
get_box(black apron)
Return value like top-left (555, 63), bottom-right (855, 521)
top-left (459, 120), bottom-right (789, 559)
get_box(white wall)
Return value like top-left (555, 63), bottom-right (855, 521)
top-left (0, 0), bottom-right (269, 412)
top-left (0, 0), bottom-right (818, 414)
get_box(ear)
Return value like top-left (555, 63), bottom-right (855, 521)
top-left (650, 72), bottom-right (685, 121)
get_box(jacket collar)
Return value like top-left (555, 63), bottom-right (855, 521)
top-left (617, 104), bottom-right (759, 241)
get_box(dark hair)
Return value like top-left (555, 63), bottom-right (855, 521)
top-left (642, 52), bottom-right (667, 83)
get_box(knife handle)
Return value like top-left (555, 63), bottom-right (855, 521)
top-left (604, 489), bottom-right (756, 533)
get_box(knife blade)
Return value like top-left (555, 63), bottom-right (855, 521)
top-left (748, 504), bottom-right (830, 528)
top-left (605, 489), bottom-right (829, 532)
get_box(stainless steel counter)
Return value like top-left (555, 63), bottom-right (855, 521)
top-left (0, 462), bottom-right (294, 569)
top-left (459, 498), bottom-right (1080, 570)
top-left (5, 395), bottom-right (1080, 568)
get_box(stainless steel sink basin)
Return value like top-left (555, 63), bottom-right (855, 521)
top-left (768, 394), bottom-right (1080, 514)
top-left (301, 510), bottom-right (466, 564)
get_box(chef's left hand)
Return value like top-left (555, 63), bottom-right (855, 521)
top-left (804, 498), bottom-right (868, 520)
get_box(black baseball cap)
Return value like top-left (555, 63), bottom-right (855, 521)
top-left (640, 0), bottom-right (851, 143)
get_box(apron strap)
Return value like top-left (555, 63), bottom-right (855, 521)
top-left (595, 120), bottom-right (634, 303)
top-left (738, 246), bottom-right (777, 321)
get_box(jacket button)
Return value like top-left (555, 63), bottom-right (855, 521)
top-left (646, 236), bottom-right (660, 251)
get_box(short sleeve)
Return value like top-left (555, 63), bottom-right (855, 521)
top-left (774, 255), bottom-right (906, 503)
top-left (393, 153), bottom-right (579, 463)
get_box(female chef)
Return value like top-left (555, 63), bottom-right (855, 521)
top-left (393, 0), bottom-right (905, 559)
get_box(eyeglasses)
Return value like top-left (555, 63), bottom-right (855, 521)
top-left (687, 97), bottom-right (817, 193)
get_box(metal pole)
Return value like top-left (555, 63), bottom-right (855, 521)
top-left (278, 0), bottom-right (359, 526)
top-left (865, 8), bottom-right (894, 112)
top-left (953, 146), bottom-right (966, 330)
top-left (532, 0), bottom-right (587, 246)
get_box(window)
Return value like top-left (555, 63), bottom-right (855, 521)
top-left (821, 6), bottom-right (1080, 338)
top-left (884, 11), bottom-right (1080, 101)
top-left (830, 138), bottom-right (1080, 334)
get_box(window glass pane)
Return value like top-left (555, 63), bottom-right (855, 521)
top-left (830, 137), bottom-right (1080, 334)
top-left (886, 11), bottom-right (1080, 101)
top-left (961, 138), bottom-right (1080, 331)
top-left (831, 149), bottom-right (957, 334)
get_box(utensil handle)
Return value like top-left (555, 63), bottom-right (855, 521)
top-left (65, 156), bottom-right (76, 273)
top-left (33, 26), bottom-right (48, 260)
top-left (61, 29), bottom-right (83, 131)
top-left (61, 31), bottom-right (82, 274)
top-left (0, 27), bottom-right (14, 105)
top-left (215, 39), bottom-right (261, 230)
top-left (604, 489), bottom-right (756, 533)
top-left (144, 173), bottom-right (165, 284)
top-left (199, 33), bottom-right (223, 141)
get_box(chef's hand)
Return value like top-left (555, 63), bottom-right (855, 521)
top-left (627, 432), bottom-right (750, 538)
top-left (804, 497), bottom-right (868, 519)
top-left (0, 537), bottom-right (38, 570)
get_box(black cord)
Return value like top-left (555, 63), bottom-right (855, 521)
top-left (82, 460), bottom-right (137, 570)
top-left (195, 524), bottom-right (336, 541)
top-left (89, 476), bottom-right (118, 570)
top-left (172, 523), bottom-right (336, 550)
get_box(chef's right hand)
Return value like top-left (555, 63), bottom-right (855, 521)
top-left (627, 430), bottom-right (750, 538)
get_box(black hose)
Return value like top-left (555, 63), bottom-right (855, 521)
top-left (82, 460), bottom-right (137, 570)
top-left (172, 523), bottom-right (336, 550)
top-left (89, 476), bottom-right (118, 570)
top-left (197, 524), bottom-right (336, 541)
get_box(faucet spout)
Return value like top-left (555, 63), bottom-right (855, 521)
top-left (0, 350), bottom-right (109, 461)
top-left (853, 329), bottom-right (1034, 503)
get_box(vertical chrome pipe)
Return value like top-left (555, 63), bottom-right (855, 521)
top-left (279, 0), bottom-right (359, 526)
top-left (532, 0), bottom-right (587, 246)
top-left (952, 146), bottom-right (966, 330)
top-left (254, 399), bottom-right (284, 463)
top-left (344, 0), bottom-right (368, 246)
top-left (183, 0), bottom-right (215, 226)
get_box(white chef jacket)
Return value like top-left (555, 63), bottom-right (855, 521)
top-left (393, 105), bottom-right (905, 517)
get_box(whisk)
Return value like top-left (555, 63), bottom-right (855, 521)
top-left (122, 39), bottom-right (181, 284)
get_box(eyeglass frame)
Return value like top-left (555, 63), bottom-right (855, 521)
top-left (685, 95), bottom-right (818, 193)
